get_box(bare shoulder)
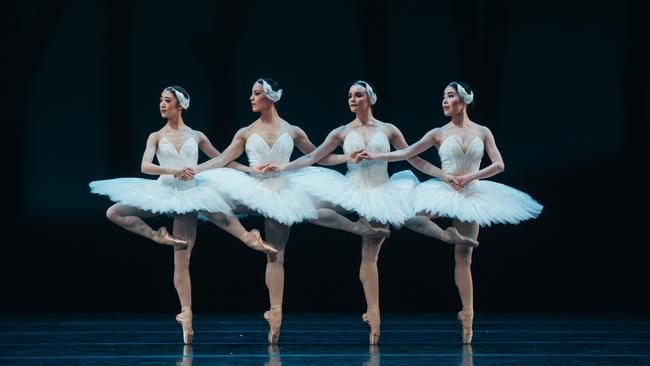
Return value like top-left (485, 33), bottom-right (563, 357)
top-left (287, 123), bottom-right (307, 138)
top-left (418, 127), bottom-right (441, 145)
top-left (428, 127), bottom-right (444, 139)
top-left (329, 124), bottom-right (349, 139)
top-left (378, 121), bottom-right (403, 139)
top-left (438, 122), bottom-right (454, 134)
top-left (178, 126), bottom-right (202, 142)
top-left (379, 120), bottom-right (398, 131)
top-left (473, 123), bottom-right (493, 139)
top-left (184, 125), bottom-right (200, 137)
top-left (148, 130), bottom-right (162, 143)
top-left (235, 125), bottom-right (253, 139)
top-left (191, 129), bottom-right (211, 143)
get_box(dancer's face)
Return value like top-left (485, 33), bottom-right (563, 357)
top-left (348, 85), bottom-right (370, 113)
top-left (250, 82), bottom-right (273, 112)
top-left (442, 86), bottom-right (463, 116)
top-left (160, 90), bottom-right (182, 119)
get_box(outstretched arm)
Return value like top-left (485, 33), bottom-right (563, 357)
top-left (454, 127), bottom-right (505, 186)
top-left (364, 128), bottom-right (437, 162)
top-left (141, 133), bottom-right (182, 176)
top-left (381, 126), bottom-right (451, 181)
top-left (266, 127), bottom-right (345, 173)
top-left (292, 126), bottom-right (352, 166)
top-left (195, 129), bottom-right (247, 174)
top-left (197, 131), bottom-right (255, 173)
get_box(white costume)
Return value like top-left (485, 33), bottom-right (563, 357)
top-left (90, 137), bottom-right (232, 215)
top-left (413, 136), bottom-right (543, 226)
top-left (197, 133), bottom-right (317, 226)
top-left (291, 131), bottom-right (417, 227)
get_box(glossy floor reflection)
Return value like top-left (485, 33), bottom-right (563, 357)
top-left (1, 314), bottom-right (649, 365)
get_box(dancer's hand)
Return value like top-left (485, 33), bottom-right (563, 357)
top-left (348, 149), bottom-right (365, 164)
top-left (357, 150), bottom-right (376, 161)
top-left (451, 175), bottom-right (473, 189)
top-left (440, 174), bottom-right (462, 191)
top-left (174, 167), bottom-right (195, 181)
top-left (173, 169), bottom-right (186, 180)
top-left (260, 164), bottom-right (283, 174)
top-left (254, 164), bottom-right (270, 174)
top-left (183, 167), bottom-right (196, 180)
top-left (439, 173), bottom-right (453, 184)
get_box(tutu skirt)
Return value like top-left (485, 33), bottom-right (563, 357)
top-left (413, 179), bottom-right (543, 227)
top-left (89, 175), bottom-right (233, 215)
top-left (289, 167), bottom-right (418, 227)
top-left (197, 168), bottom-right (317, 226)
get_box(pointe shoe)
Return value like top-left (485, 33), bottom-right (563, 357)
top-left (457, 310), bottom-right (474, 344)
top-left (176, 308), bottom-right (194, 345)
top-left (246, 229), bottom-right (278, 255)
top-left (445, 227), bottom-right (478, 248)
top-left (156, 227), bottom-right (189, 247)
top-left (362, 311), bottom-right (381, 345)
top-left (358, 220), bottom-right (391, 238)
top-left (263, 308), bottom-right (282, 344)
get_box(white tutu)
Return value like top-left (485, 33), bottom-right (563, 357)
top-left (89, 175), bottom-right (234, 215)
top-left (290, 167), bottom-right (418, 227)
top-left (413, 178), bottom-right (543, 227)
top-left (197, 167), bottom-right (317, 226)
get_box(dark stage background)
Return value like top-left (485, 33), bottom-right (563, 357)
top-left (3, 0), bottom-right (648, 315)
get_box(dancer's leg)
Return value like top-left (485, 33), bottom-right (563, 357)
top-left (263, 218), bottom-right (291, 344)
top-left (453, 219), bottom-right (479, 344)
top-left (105, 203), bottom-right (187, 245)
top-left (311, 207), bottom-right (390, 237)
top-left (202, 211), bottom-right (277, 254)
top-left (172, 213), bottom-right (198, 345)
top-left (359, 223), bottom-right (387, 344)
top-left (405, 214), bottom-right (478, 247)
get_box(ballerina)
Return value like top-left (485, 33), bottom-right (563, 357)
top-left (89, 86), bottom-right (276, 344)
top-left (359, 81), bottom-right (543, 343)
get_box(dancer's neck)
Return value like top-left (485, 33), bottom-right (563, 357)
top-left (450, 110), bottom-right (470, 127)
top-left (259, 106), bottom-right (281, 124)
top-left (166, 115), bottom-right (186, 129)
top-left (355, 109), bottom-right (375, 125)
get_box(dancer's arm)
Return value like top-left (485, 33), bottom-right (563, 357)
top-left (381, 126), bottom-right (452, 181)
top-left (197, 131), bottom-right (256, 174)
top-left (453, 127), bottom-right (505, 186)
top-left (364, 127), bottom-right (436, 162)
top-left (292, 126), bottom-right (352, 166)
top-left (194, 128), bottom-right (247, 174)
top-left (265, 127), bottom-right (346, 173)
top-left (141, 133), bottom-right (183, 176)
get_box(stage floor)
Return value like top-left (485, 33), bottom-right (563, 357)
top-left (1, 313), bottom-right (649, 365)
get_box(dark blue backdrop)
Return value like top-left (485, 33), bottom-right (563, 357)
top-left (4, 0), bottom-right (648, 315)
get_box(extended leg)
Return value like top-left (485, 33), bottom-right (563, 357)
top-left (311, 207), bottom-right (390, 237)
top-left (105, 203), bottom-right (187, 246)
top-left (202, 211), bottom-right (277, 255)
top-left (405, 214), bottom-right (478, 248)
